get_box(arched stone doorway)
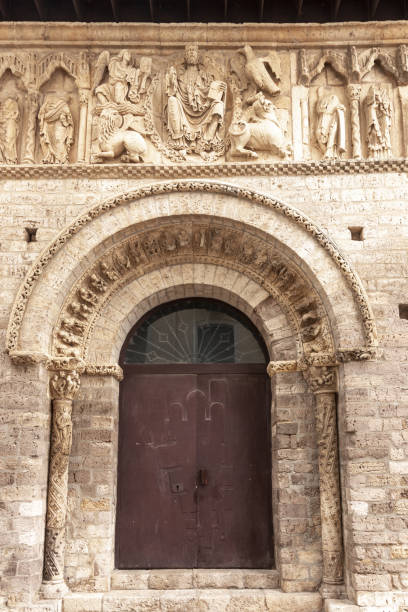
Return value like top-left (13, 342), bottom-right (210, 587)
top-left (5, 181), bottom-right (378, 605)
top-left (116, 297), bottom-right (273, 570)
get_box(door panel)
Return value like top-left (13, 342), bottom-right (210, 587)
top-left (196, 373), bottom-right (273, 568)
top-left (116, 372), bottom-right (199, 568)
top-left (116, 367), bottom-right (273, 569)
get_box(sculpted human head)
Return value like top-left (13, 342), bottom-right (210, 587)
top-left (185, 43), bottom-right (199, 66)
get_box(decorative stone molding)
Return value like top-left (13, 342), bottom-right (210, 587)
top-left (8, 350), bottom-right (49, 365)
top-left (0, 158), bottom-right (406, 179)
top-left (84, 363), bottom-right (123, 381)
top-left (6, 181), bottom-right (377, 359)
top-left (266, 346), bottom-right (377, 375)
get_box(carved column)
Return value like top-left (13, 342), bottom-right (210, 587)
top-left (77, 89), bottom-right (90, 163)
top-left (304, 366), bottom-right (344, 592)
top-left (398, 86), bottom-right (408, 158)
top-left (41, 359), bottom-right (84, 599)
top-left (22, 89), bottom-right (40, 164)
top-left (347, 85), bottom-right (362, 159)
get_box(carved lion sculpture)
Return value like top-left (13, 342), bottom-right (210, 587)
top-left (93, 107), bottom-right (148, 163)
top-left (228, 93), bottom-right (291, 159)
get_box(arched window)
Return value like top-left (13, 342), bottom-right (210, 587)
top-left (122, 298), bottom-right (268, 364)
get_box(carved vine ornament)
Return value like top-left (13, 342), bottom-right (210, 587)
top-left (0, 43), bottom-right (407, 166)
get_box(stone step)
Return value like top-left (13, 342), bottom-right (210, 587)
top-left (111, 569), bottom-right (280, 590)
top-left (63, 589), bottom-right (322, 612)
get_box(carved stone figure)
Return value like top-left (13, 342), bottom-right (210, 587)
top-left (93, 50), bottom-right (152, 107)
top-left (92, 50), bottom-right (154, 163)
top-left (315, 89), bottom-right (346, 159)
top-left (229, 92), bottom-right (291, 159)
top-left (92, 107), bottom-right (148, 163)
top-left (364, 86), bottom-right (392, 159)
top-left (165, 43), bottom-right (226, 157)
top-left (0, 98), bottom-right (20, 163)
top-left (232, 45), bottom-right (281, 98)
top-left (38, 97), bottom-right (74, 164)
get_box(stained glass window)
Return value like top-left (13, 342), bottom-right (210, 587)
top-left (123, 298), bottom-right (267, 364)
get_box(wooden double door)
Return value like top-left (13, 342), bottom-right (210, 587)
top-left (116, 363), bottom-right (273, 569)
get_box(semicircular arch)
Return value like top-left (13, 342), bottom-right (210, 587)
top-left (6, 180), bottom-right (376, 363)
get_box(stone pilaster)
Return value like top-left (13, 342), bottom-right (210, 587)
top-left (41, 358), bottom-right (84, 599)
top-left (347, 85), bottom-right (362, 160)
top-left (304, 365), bottom-right (344, 594)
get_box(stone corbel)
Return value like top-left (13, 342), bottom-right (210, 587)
top-left (41, 357), bottom-right (85, 599)
top-left (22, 89), bottom-right (40, 164)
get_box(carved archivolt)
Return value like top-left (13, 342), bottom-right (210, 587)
top-left (52, 217), bottom-right (332, 359)
top-left (6, 181), bottom-right (376, 359)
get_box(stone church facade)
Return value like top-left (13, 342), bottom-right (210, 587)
top-left (0, 20), bottom-right (408, 612)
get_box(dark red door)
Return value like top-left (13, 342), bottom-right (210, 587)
top-left (116, 363), bottom-right (273, 569)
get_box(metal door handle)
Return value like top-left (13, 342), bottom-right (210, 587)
top-left (197, 468), bottom-right (208, 486)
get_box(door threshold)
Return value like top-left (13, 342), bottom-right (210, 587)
top-left (111, 568), bottom-right (279, 590)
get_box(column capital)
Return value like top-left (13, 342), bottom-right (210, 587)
top-left (79, 87), bottom-right (90, 106)
top-left (47, 356), bottom-right (85, 400)
top-left (347, 84), bottom-right (362, 99)
top-left (49, 370), bottom-right (81, 401)
top-left (303, 365), bottom-right (338, 394)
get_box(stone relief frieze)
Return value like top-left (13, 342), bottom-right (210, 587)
top-left (0, 43), bottom-right (405, 165)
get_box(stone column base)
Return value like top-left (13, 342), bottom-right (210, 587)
top-left (320, 583), bottom-right (347, 600)
top-left (324, 601), bottom-right (359, 612)
top-left (40, 580), bottom-right (69, 600)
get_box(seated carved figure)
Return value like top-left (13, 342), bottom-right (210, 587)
top-left (228, 92), bottom-right (291, 159)
top-left (165, 43), bottom-right (226, 156)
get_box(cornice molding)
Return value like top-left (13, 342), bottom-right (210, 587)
top-left (0, 21), bottom-right (407, 48)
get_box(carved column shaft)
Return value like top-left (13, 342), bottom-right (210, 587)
top-left (398, 85), bottom-right (408, 158)
top-left (347, 85), bottom-right (362, 159)
top-left (306, 366), bottom-right (344, 587)
top-left (42, 364), bottom-right (82, 597)
top-left (22, 90), bottom-right (40, 164)
top-left (315, 390), bottom-right (344, 585)
top-left (77, 89), bottom-right (89, 163)
top-left (43, 397), bottom-right (73, 583)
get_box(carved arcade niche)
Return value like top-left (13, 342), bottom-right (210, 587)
top-left (0, 42), bottom-right (406, 165)
top-left (299, 45), bottom-right (408, 160)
